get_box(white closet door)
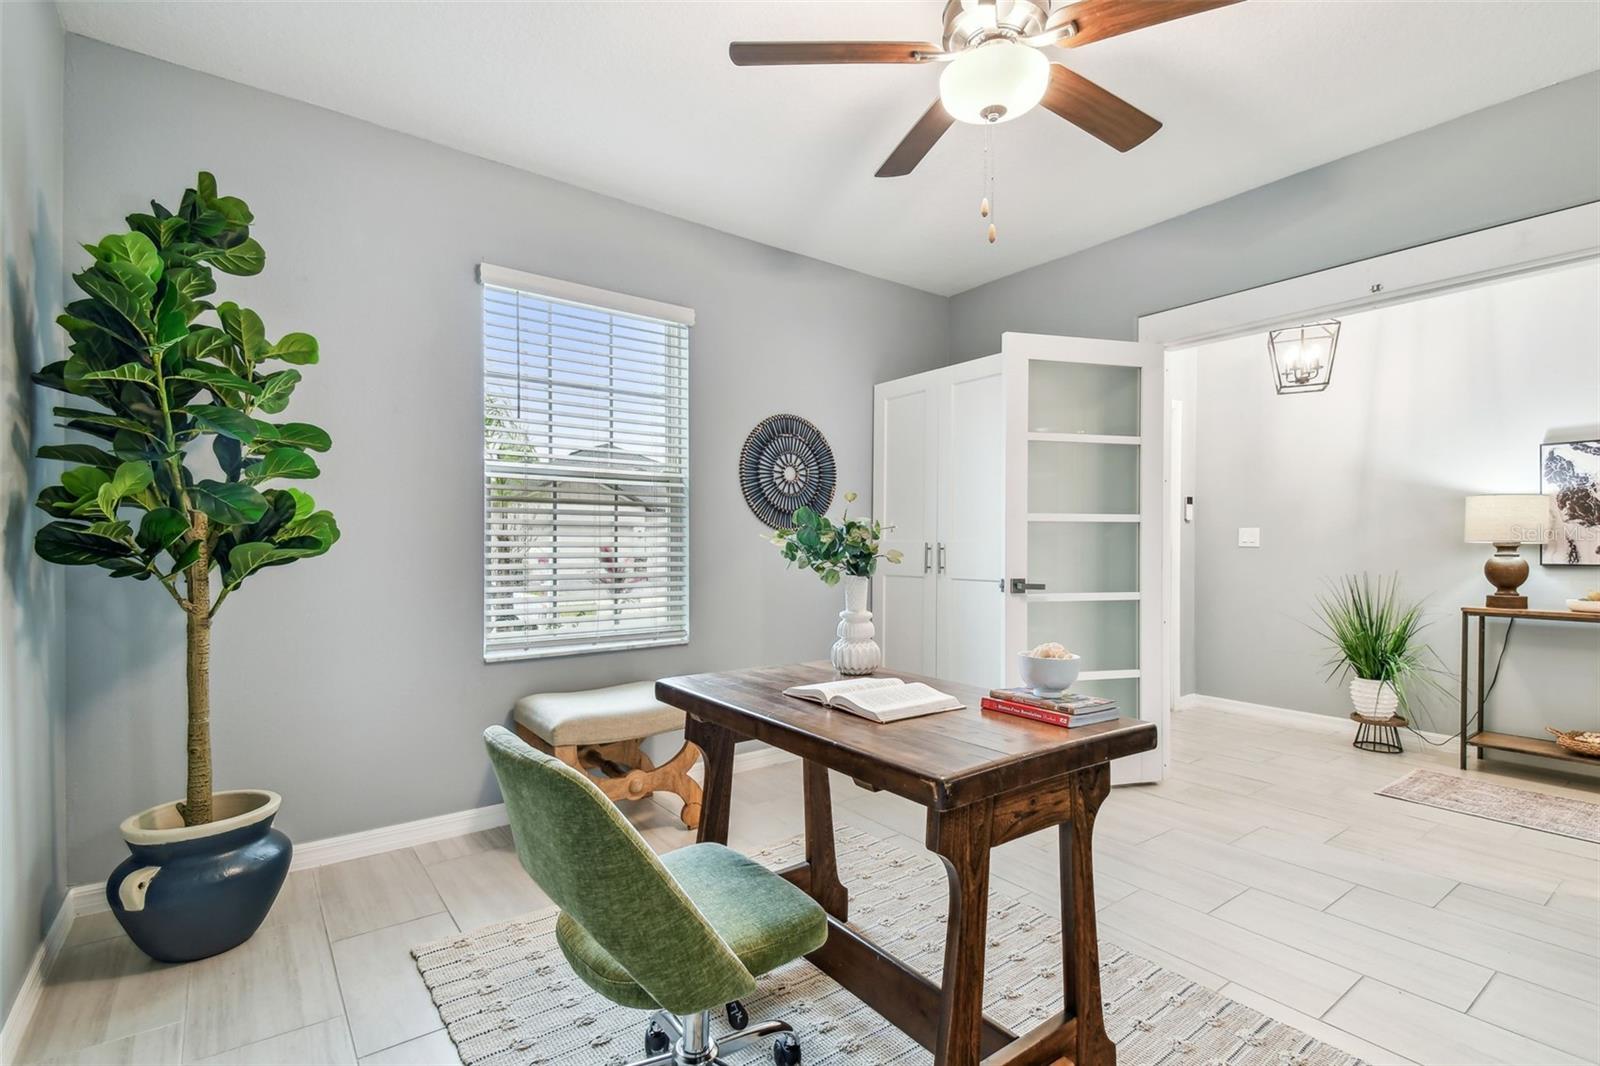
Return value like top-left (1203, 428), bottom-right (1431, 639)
top-left (1000, 333), bottom-right (1167, 784)
top-left (936, 356), bottom-right (1006, 688)
top-left (872, 372), bottom-right (938, 675)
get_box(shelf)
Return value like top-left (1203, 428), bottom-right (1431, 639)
top-left (1027, 433), bottom-right (1141, 446)
top-left (1466, 731), bottom-right (1600, 765)
top-left (1461, 606), bottom-right (1600, 623)
top-left (1028, 513), bottom-right (1142, 524)
top-left (1027, 592), bottom-right (1141, 603)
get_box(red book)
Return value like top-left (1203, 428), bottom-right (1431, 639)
top-left (981, 697), bottom-right (1119, 728)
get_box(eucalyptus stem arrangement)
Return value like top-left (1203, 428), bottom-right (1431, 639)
top-left (768, 492), bottom-right (900, 584)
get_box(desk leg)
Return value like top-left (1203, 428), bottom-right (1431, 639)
top-left (928, 800), bottom-right (994, 1066)
top-left (685, 715), bottom-right (735, 845)
top-left (1060, 764), bottom-right (1115, 1066)
top-left (803, 760), bottom-right (849, 921)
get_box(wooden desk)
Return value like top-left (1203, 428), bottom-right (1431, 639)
top-left (1459, 606), bottom-right (1600, 770)
top-left (657, 663), bottom-right (1158, 1066)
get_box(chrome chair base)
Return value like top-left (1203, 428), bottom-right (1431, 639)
top-left (625, 1008), bottom-right (795, 1066)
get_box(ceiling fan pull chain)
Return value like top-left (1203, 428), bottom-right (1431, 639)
top-left (986, 125), bottom-right (998, 244)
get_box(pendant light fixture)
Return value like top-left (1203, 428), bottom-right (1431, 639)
top-left (1267, 320), bottom-right (1340, 394)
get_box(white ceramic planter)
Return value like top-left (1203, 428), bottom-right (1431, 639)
top-left (831, 575), bottom-right (882, 676)
top-left (1349, 677), bottom-right (1399, 719)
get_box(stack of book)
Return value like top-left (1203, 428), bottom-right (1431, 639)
top-left (982, 687), bottom-right (1119, 728)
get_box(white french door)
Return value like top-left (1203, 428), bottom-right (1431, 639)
top-left (1000, 333), bottom-right (1168, 784)
top-left (873, 372), bottom-right (939, 675)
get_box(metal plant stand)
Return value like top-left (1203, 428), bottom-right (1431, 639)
top-left (1350, 712), bottom-right (1406, 754)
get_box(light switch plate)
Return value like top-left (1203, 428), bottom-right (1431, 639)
top-left (1238, 527), bottom-right (1261, 548)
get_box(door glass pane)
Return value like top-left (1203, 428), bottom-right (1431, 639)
top-left (1028, 522), bottom-right (1138, 594)
top-left (1028, 441), bottom-right (1138, 514)
top-left (1029, 361), bottom-right (1140, 436)
top-left (1026, 600), bottom-right (1139, 671)
top-left (1073, 677), bottom-right (1139, 718)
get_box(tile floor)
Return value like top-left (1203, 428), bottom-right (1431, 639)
top-left (18, 701), bottom-right (1600, 1065)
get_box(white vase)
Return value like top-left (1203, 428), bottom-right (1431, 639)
top-left (831, 575), bottom-right (882, 676)
top-left (1349, 677), bottom-right (1399, 719)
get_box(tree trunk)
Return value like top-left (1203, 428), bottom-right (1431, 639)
top-left (182, 513), bottom-right (213, 826)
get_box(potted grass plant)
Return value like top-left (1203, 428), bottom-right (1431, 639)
top-left (1313, 574), bottom-right (1443, 720)
top-left (32, 173), bottom-right (338, 962)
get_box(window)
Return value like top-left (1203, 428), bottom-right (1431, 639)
top-left (480, 265), bottom-right (691, 660)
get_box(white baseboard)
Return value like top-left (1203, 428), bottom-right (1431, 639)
top-left (1177, 692), bottom-right (1453, 744)
top-left (0, 887), bottom-right (76, 1064)
top-left (731, 744), bottom-right (800, 774)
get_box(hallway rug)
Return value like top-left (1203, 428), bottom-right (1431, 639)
top-left (412, 826), bottom-right (1364, 1065)
top-left (1377, 769), bottom-right (1600, 842)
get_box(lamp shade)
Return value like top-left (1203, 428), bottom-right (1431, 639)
top-left (1464, 494), bottom-right (1553, 545)
top-left (938, 40), bottom-right (1050, 125)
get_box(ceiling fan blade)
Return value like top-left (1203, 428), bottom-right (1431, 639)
top-left (876, 100), bottom-right (956, 177)
top-left (1053, 0), bottom-right (1242, 48)
top-left (1041, 65), bottom-right (1161, 152)
top-left (729, 41), bottom-right (940, 66)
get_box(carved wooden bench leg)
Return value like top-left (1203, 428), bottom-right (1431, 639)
top-left (511, 723), bottom-right (703, 830)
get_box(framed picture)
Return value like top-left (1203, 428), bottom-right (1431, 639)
top-left (1540, 439), bottom-right (1600, 566)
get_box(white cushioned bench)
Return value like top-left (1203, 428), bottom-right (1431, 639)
top-left (512, 681), bottom-right (703, 829)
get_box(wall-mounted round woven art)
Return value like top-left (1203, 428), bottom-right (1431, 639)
top-left (738, 414), bottom-right (837, 529)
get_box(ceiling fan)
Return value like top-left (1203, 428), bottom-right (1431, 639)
top-left (730, 0), bottom-right (1241, 177)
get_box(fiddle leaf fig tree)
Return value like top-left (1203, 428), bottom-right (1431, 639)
top-left (33, 172), bottom-right (339, 826)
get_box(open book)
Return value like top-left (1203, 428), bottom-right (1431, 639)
top-left (783, 676), bottom-right (963, 723)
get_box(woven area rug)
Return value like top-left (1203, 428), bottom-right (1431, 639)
top-left (413, 826), bottom-right (1363, 1065)
top-left (1377, 769), bottom-right (1600, 842)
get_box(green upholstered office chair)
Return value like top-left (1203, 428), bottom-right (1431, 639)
top-left (484, 726), bottom-right (827, 1065)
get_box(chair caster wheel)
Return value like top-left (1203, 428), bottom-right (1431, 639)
top-left (644, 1019), bottom-right (671, 1055)
top-left (773, 1032), bottom-right (801, 1065)
top-left (726, 1000), bottom-right (749, 1030)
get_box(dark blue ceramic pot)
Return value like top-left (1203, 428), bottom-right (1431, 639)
top-left (107, 789), bottom-right (291, 963)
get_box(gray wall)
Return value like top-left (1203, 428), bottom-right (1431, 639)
top-left (1, 0), bottom-right (67, 1022)
top-left (948, 71), bottom-right (1600, 358)
top-left (1190, 263), bottom-right (1600, 735)
top-left (62, 38), bottom-right (951, 883)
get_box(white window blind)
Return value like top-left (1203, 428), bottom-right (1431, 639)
top-left (481, 267), bottom-right (690, 660)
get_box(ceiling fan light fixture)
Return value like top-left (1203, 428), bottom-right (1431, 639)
top-left (938, 40), bottom-right (1049, 125)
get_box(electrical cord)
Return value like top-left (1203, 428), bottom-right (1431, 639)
top-left (1403, 619), bottom-right (1514, 747)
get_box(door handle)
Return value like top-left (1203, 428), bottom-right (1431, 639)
top-left (923, 542), bottom-right (932, 573)
top-left (1008, 578), bottom-right (1045, 594)
top-left (936, 543), bottom-right (947, 574)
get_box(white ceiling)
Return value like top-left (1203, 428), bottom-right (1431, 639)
top-left (58, 1), bottom-right (1600, 296)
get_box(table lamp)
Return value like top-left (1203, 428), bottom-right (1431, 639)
top-left (1464, 494), bottom-right (1552, 609)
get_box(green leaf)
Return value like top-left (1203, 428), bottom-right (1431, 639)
top-left (185, 404), bottom-right (261, 443)
top-left (169, 327), bottom-right (232, 365)
top-left (38, 443), bottom-right (120, 469)
top-left (93, 232), bottom-right (163, 283)
top-left (266, 333), bottom-right (317, 365)
top-left (109, 460), bottom-right (154, 499)
top-left (96, 483), bottom-right (119, 519)
top-left (61, 466), bottom-right (111, 498)
top-left (35, 486), bottom-right (79, 518)
top-left (98, 259), bottom-right (158, 303)
top-left (254, 369), bottom-right (300, 414)
top-left (54, 407), bottom-right (158, 438)
top-left (217, 302), bottom-right (267, 363)
top-left (223, 541), bottom-right (282, 585)
top-left (167, 540), bottom-right (201, 574)
top-left (35, 521), bottom-right (132, 565)
top-left (80, 364), bottom-right (156, 387)
top-left (86, 519), bottom-right (133, 541)
top-left (72, 268), bottom-right (154, 338)
top-left (137, 508), bottom-right (189, 553)
top-left (243, 447), bottom-right (319, 483)
top-left (254, 421), bottom-right (330, 452)
top-left (203, 238), bottom-right (265, 276)
top-left (284, 487), bottom-right (316, 521)
top-left (274, 510), bottom-right (339, 554)
top-left (177, 366), bottom-right (260, 397)
top-left (191, 479), bottom-right (269, 525)
top-left (214, 435), bottom-right (244, 481)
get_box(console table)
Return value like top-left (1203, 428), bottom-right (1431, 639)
top-left (1459, 605), bottom-right (1600, 770)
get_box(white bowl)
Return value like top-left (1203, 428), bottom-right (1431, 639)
top-left (1017, 652), bottom-right (1081, 698)
top-left (1567, 599), bottom-right (1600, 614)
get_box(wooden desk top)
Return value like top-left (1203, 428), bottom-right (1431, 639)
top-left (657, 662), bottom-right (1157, 811)
top-left (1460, 605), bottom-right (1600, 623)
